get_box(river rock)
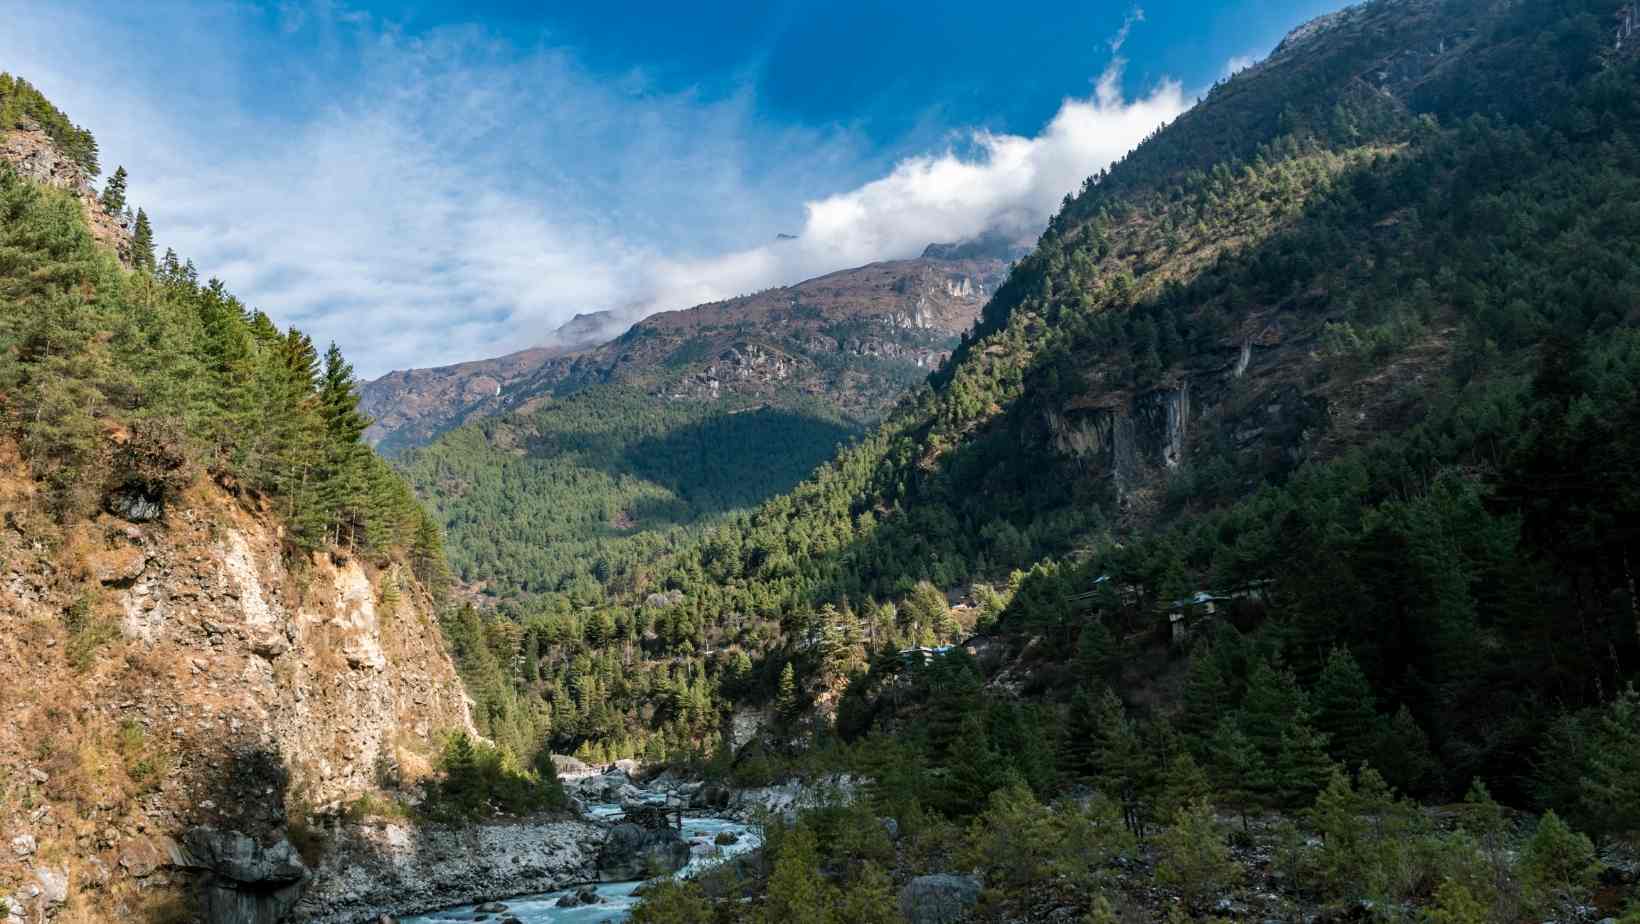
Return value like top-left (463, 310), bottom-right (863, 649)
top-left (596, 823), bottom-right (692, 882)
top-left (556, 887), bottom-right (602, 908)
top-left (897, 874), bottom-right (980, 924)
top-left (690, 782), bottom-right (733, 810)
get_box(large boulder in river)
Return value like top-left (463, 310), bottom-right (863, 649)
top-left (898, 874), bottom-right (980, 924)
top-left (690, 781), bottom-right (733, 810)
top-left (180, 827), bottom-right (310, 924)
top-left (596, 823), bottom-right (691, 882)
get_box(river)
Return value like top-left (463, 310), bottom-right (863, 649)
top-left (400, 804), bottom-right (758, 924)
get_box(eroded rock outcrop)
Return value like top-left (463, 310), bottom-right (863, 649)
top-left (294, 818), bottom-right (602, 923)
top-left (0, 470), bottom-right (477, 922)
top-left (179, 828), bottom-right (310, 924)
top-left (1, 124), bottom-right (134, 266)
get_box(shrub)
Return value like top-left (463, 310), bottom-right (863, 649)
top-left (419, 731), bottom-right (565, 822)
top-left (1155, 800), bottom-right (1238, 910)
top-left (629, 880), bottom-right (714, 924)
top-left (1424, 879), bottom-right (1487, 924)
top-left (1519, 810), bottom-right (1597, 911)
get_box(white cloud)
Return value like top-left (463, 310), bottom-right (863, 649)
top-left (634, 62), bottom-right (1187, 323)
top-left (1224, 54), bottom-right (1260, 78)
top-left (0, 3), bottom-right (1187, 378)
top-left (1109, 7), bottom-right (1147, 54)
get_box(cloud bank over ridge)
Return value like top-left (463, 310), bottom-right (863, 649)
top-left (1, 3), bottom-right (1188, 377)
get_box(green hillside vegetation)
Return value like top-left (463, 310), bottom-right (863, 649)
top-left (0, 161), bottom-right (440, 561)
top-left (620, 4), bottom-right (1640, 916)
top-left (397, 385), bottom-right (858, 605)
top-left (429, 0), bottom-right (1640, 841)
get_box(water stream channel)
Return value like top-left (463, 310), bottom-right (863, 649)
top-left (401, 800), bottom-right (759, 924)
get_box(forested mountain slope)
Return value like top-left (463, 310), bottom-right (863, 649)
top-left (378, 242), bottom-right (1018, 624)
top-left (396, 385), bottom-right (858, 604)
top-left (614, 2), bottom-right (1640, 919)
top-left (436, 0), bottom-right (1640, 830)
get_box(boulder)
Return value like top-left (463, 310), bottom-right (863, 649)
top-left (105, 486), bottom-right (163, 523)
top-left (90, 545), bottom-right (148, 585)
top-left (474, 902), bottom-right (508, 913)
top-left (118, 836), bottom-right (173, 878)
top-left (690, 782), bottom-right (733, 810)
top-left (556, 888), bottom-right (601, 908)
top-left (897, 874), bottom-right (980, 924)
top-left (596, 823), bottom-right (692, 882)
top-left (33, 865), bottom-right (68, 909)
top-left (608, 782), bottom-right (643, 804)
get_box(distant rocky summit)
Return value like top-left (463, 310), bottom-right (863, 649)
top-left (359, 241), bottom-right (1024, 454)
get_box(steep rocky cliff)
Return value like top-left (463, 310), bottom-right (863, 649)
top-left (0, 449), bottom-right (478, 922)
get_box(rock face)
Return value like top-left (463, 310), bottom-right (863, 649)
top-left (722, 775), bottom-right (861, 823)
top-left (595, 823), bottom-right (691, 882)
top-left (180, 828), bottom-right (310, 924)
top-left (0, 469), bottom-right (477, 921)
top-left (293, 818), bottom-right (602, 923)
top-left (897, 874), bottom-right (981, 924)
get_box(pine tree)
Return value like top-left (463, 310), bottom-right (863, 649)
top-left (1241, 657), bottom-right (1309, 762)
top-left (316, 342), bottom-right (370, 545)
top-left (1059, 685), bottom-right (1102, 783)
top-left (1180, 645), bottom-right (1230, 745)
top-left (100, 165), bottom-right (126, 214)
top-left (522, 629), bottom-right (541, 685)
top-left (1156, 800), bottom-right (1238, 911)
top-left (762, 826), bottom-right (836, 924)
top-left (440, 732), bottom-right (484, 818)
top-left (1374, 705), bottom-right (1440, 796)
top-left (941, 712), bottom-right (1008, 813)
top-left (1519, 810), bottom-right (1597, 911)
top-left (132, 208), bottom-right (154, 270)
top-left (1207, 716), bottom-right (1261, 832)
top-left (775, 662), bottom-right (800, 724)
top-left (1312, 647), bottom-right (1379, 768)
top-left (1157, 751), bottom-right (1212, 821)
top-left (835, 864), bottom-right (903, 924)
top-left (378, 567), bottom-right (401, 617)
top-left (1275, 721), bottom-right (1335, 809)
top-left (1583, 684), bottom-right (1640, 838)
top-left (1090, 689), bottom-right (1148, 835)
top-left (1076, 617), bottom-right (1117, 687)
top-left (925, 651), bottom-right (983, 762)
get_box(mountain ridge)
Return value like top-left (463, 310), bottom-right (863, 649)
top-left (360, 247), bottom-right (1021, 454)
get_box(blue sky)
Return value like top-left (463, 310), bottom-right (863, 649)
top-left (1, 0), bottom-right (1345, 377)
